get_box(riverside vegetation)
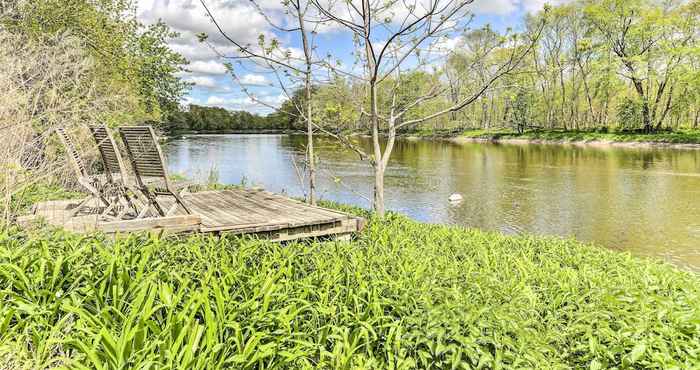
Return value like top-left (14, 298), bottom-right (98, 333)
top-left (448, 129), bottom-right (700, 145)
top-left (2, 194), bottom-right (700, 368)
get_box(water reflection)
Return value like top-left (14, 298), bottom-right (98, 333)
top-left (165, 134), bottom-right (700, 270)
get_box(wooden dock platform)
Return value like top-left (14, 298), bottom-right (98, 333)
top-left (20, 188), bottom-right (364, 241)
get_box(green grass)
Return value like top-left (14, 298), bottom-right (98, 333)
top-left (6, 183), bottom-right (83, 217)
top-left (1, 209), bottom-right (700, 368)
top-left (456, 129), bottom-right (700, 144)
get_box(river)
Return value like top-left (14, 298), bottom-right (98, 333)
top-left (165, 134), bottom-right (700, 270)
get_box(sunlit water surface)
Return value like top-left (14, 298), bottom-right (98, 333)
top-left (165, 134), bottom-right (700, 270)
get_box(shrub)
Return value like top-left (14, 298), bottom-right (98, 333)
top-left (616, 96), bottom-right (644, 131)
top-left (0, 30), bottom-right (138, 223)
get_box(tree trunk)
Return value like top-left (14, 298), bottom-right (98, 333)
top-left (305, 83), bottom-right (316, 205)
top-left (369, 80), bottom-right (384, 215)
top-left (373, 163), bottom-right (385, 216)
top-left (362, 0), bottom-right (386, 217)
top-left (559, 63), bottom-right (567, 130)
top-left (641, 101), bottom-right (652, 132)
top-left (631, 78), bottom-right (652, 132)
top-left (296, 2), bottom-right (316, 205)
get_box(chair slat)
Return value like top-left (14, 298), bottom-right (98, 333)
top-left (55, 127), bottom-right (88, 177)
top-left (89, 126), bottom-right (126, 177)
top-left (119, 125), bottom-right (192, 217)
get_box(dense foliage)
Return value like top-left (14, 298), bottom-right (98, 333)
top-left (165, 104), bottom-right (293, 133)
top-left (0, 0), bottom-right (188, 220)
top-left (286, 0), bottom-right (700, 134)
top-left (1, 0), bottom-right (188, 123)
top-left (2, 210), bottom-right (699, 368)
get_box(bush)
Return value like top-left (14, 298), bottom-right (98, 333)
top-left (1, 213), bottom-right (699, 368)
top-left (0, 31), bottom-right (133, 223)
top-left (616, 96), bottom-right (644, 130)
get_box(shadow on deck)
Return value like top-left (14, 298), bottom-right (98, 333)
top-left (19, 188), bottom-right (365, 241)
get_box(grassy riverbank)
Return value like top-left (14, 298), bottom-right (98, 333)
top-left (457, 129), bottom-right (700, 145)
top-left (2, 199), bottom-right (700, 368)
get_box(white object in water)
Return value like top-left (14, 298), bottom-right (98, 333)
top-left (448, 193), bottom-right (463, 202)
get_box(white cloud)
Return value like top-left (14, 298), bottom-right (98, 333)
top-left (521, 0), bottom-right (572, 13)
top-left (434, 35), bottom-right (463, 52)
top-left (206, 95), bottom-right (228, 105)
top-left (185, 76), bottom-right (218, 88)
top-left (204, 93), bottom-right (285, 111)
top-left (138, 0), bottom-right (269, 46)
top-left (309, 0), bottom-right (520, 35)
top-left (471, 0), bottom-right (519, 15)
top-left (135, 0), bottom-right (533, 114)
top-left (239, 74), bottom-right (268, 85)
top-left (188, 60), bottom-right (228, 74)
top-left (181, 96), bottom-right (199, 106)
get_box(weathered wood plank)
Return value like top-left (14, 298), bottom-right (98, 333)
top-left (98, 214), bottom-right (201, 233)
top-left (197, 191), bottom-right (255, 224)
top-left (196, 191), bottom-right (271, 223)
top-left (178, 195), bottom-right (220, 226)
top-left (253, 194), bottom-right (345, 225)
top-left (257, 189), bottom-right (350, 218)
top-left (23, 187), bottom-right (364, 241)
top-left (245, 194), bottom-right (347, 227)
top-left (206, 190), bottom-right (289, 223)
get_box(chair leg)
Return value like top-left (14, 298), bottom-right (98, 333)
top-left (166, 203), bottom-right (179, 216)
top-left (173, 193), bottom-right (192, 215)
top-left (137, 189), bottom-right (165, 218)
top-left (69, 196), bottom-right (93, 217)
top-left (118, 198), bottom-right (136, 219)
top-left (123, 193), bottom-right (140, 216)
top-left (100, 203), bottom-right (116, 219)
top-left (137, 206), bottom-right (151, 219)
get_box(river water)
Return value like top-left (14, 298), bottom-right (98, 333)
top-left (165, 134), bottom-right (700, 270)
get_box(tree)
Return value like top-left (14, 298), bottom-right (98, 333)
top-left (200, 0), bottom-right (322, 204)
top-left (509, 89), bottom-right (532, 134)
top-left (3, 0), bottom-right (189, 123)
top-left (163, 104), bottom-right (286, 132)
top-left (586, 0), bottom-right (698, 132)
top-left (307, 0), bottom-right (545, 216)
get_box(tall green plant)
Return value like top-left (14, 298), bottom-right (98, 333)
top-left (2, 211), bottom-right (699, 368)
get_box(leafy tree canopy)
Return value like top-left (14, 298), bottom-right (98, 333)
top-left (2, 0), bottom-right (189, 123)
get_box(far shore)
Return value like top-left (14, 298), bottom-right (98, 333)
top-left (168, 128), bottom-right (700, 150)
top-left (442, 136), bottom-right (700, 150)
top-left (406, 129), bottom-right (700, 150)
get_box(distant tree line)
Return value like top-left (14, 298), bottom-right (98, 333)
top-left (164, 104), bottom-right (300, 133)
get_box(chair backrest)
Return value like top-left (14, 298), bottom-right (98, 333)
top-left (89, 126), bottom-right (128, 182)
top-left (55, 127), bottom-right (88, 179)
top-left (119, 126), bottom-right (171, 190)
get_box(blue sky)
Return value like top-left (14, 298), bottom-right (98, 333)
top-left (137, 0), bottom-right (559, 114)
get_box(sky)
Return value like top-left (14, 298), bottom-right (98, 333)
top-left (136, 0), bottom-right (561, 114)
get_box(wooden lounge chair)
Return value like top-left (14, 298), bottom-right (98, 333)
top-left (89, 126), bottom-right (141, 218)
top-left (55, 127), bottom-right (113, 217)
top-left (119, 126), bottom-right (192, 218)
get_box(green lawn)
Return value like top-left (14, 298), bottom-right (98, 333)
top-left (456, 129), bottom-right (700, 144)
top-left (1, 202), bottom-right (699, 368)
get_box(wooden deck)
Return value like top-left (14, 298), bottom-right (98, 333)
top-left (20, 188), bottom-right (364, 241)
